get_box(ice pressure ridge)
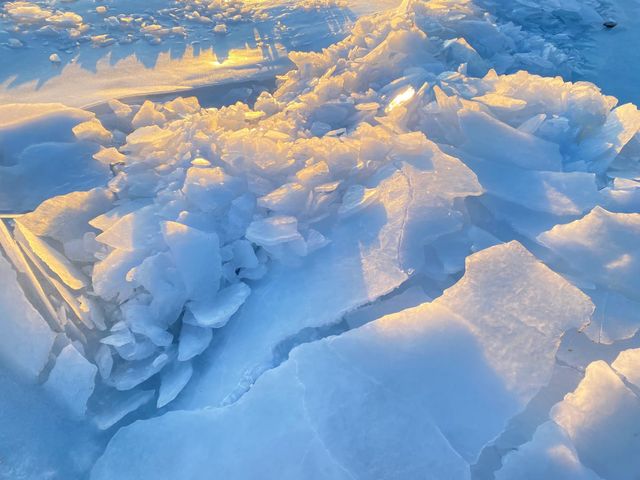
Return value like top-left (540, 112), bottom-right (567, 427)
top-left (1, 0), bottom-right (640, 478)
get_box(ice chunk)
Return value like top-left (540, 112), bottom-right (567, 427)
top-left (496, 421), bottom-right (603, 480)
top-left (245, 216), bottom-right (303, 247)
top-left (93, 147), bottom-right (126, 165)
top-left (178, 321), bottom-right (213, 361)
top-left (95, 345), bottom-right (113, 380)
top-left (337, 184), bottom-right (378, 217)
top-left (110, 353), bottom-right (170, 391)
top-left (14, 222), bottom-right (89, 290)
top-left (18, 188), bottom-right (113, 243)
top-left (231, 240), bottom-right (259, 269)
top-left (131, 101), bottom-right (167, 129)
top-left (157, 361), bottom-right (193, 408)
top-left (258, 183), bottom-right (309, 215)
top-left (182, 167), bottom-right (244, 213)
top-left (44, 344), bottom-right (97, 418)
top-left (551, 360), bottom-right (640, 479)
top-left (187, 282), bottom-right (251, 328)
top-left (89, 199), bottom-right (153, 233)
top-left (458, 109), bottom-right (563, 171)
top-left (107, 99), bottom-right (133, 119)
top-left (96, 206), bottom-right (162, 251)
top-left (0, 252), bottom-right (56, 380)
top-left (94, 390), bottom-right (155, 430)
top-left (122, 304), bottom-right (174, 347)
top-left (576, 104), bottom-right (640, 173)
top-left (462, 154), bottom-right (600, 216)
top-left (611, 348), bottom-right (640, 389)
top-left (538, 206), bottom-right (640, 300)
top-left (72, 119), bottom-right (113, 145)
top-left (583, 289), bottom-right (640, 344)
top-left (162, 221), bottom-right (221, 302)
top-left (93, 247), bottom-right (149, 302)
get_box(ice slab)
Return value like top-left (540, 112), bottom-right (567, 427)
top-left (44, 344), bottom-right (97, 418)
top-left (550, 359), bottom-right (640, 480)
top-left (538, 206), bottom-right (640, 301)
top-left (496, 421), bottom-right (603, 480)
top-left (458, 109), bottom-right (563, 171)
top-left (17, 188), bottom-right (114, 243)
top-left (0, 251), bottom-right (56, 380)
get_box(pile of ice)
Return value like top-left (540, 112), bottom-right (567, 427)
top-left (0, 0), bottom-right (345, 51)
top-left (5, 0), bottom-right (639, 423)
top-left (1, 0), bottom-right (640, 477)
top-left (2, 1), bottom-right (85, 48)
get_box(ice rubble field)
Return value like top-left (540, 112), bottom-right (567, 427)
top-left (2, 0), bottom-right (640, 478)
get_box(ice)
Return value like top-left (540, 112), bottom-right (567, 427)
top-left (92, 241), bottom-right (591, 479)
top-left (94, 147), bottom-right (127, 166)
top-left (187, 282), bottom-right (251, 328)
top-left (14, 221), bottom-right (89, 290)
top-left (182, 167), bottom-right (244, 213)
top-left (611, 348), bottom-right (640, 388)
top-left (549, 359), bottom-right (640, 479)
top-left (131, 101), bottom-right (167, 129)
top-left (96, 207), bottom-right (163, 252)
top-left (168, 145), bottom-right (481, 411)
top-left (177, 321), bottom-right (213, 362)
top-left (162, 221), bottom-right (222, 302)
top-left (575, 104), bottom-right (640, 173)
top-left (496, 421), bottom-right (603, 480)
top-left (538, 207), bottom-right (640, 301)
top-left (93, 248), bottom-right (149, 302)
top-left (245, 216), bottom-right (304, 247)
top-left (583, 289), bottom-right (640, 344)
top-left (157, 361), bottom-right (193, 408)
top-left (44, 344), bottom-right (97, 418)
top-left (458, 109), bottom-right (563, 171)
top-left (73, 119), bottom-right (114, 145)
top-left (460, 154), bottom-right (600, 216)
top-left (4, 0), bottom-right (640, 475)
top-left (18, 188), bottom-right (114, 243)
top-left (95, 345), bottom-right (114, 380)
top-left (110, 353), bottom-right (170, 391)
top-left (94, 390), bottom-right (155, 431)
top-left (0, 252), bottom-right (56, 380)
